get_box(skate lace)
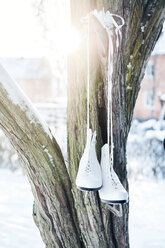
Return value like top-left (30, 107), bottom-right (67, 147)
top-left (111, 170), bottom-right (123, 190)
top-left (111, 175), bottom-right (119, 189)
top-left (105, 170), bottom-right (120, 190)
top-left (104, 156), bottom-right (112, 179)
top-left (107, 160), bottom-right (121, 190)
top-left (85, 160), bottom-right (91, 174)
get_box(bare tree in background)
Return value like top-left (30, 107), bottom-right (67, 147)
top-left (0, 1), bottom-right (164, 247)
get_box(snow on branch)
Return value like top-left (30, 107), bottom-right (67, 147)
top-left (0, 64), bottom-right (52, 139)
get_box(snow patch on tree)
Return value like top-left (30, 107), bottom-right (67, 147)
top-left (126, 85), bottom-right (132, 90)
top-left (127, 62), bottom-right (131, 69)
top-left (44, 148), bottom-right (56, 168)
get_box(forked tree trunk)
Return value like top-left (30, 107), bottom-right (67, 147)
top-left (67, 1), bottom-right (164, 247)
top-left (0, 1), bottom-right (164, 248)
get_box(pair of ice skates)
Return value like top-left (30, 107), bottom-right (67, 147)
top-left (76, 10), bottom-right (128, 204)
top-left (76, 129), bottom-right (128, 204)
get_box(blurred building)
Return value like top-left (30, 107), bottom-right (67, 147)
top-left (134, 32), bottom-right (165, 120)
top-left (0, 57), bottom-right (65, 103)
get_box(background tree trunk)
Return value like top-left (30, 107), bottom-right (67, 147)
top-left (0, 1), bottom-right (164, 248)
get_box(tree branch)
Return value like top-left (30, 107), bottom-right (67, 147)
top-left (125, 0), bottom-right (165, 135)
top-left (0, 64), bottom-right (82, 248)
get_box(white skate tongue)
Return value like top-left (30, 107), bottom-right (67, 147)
top-left (86, 129), bottom-right (96, 149)
top-left (86, 128), bottom-right (92, 144)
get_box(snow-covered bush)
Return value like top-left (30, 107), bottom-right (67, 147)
top-left (127, 119), bottom-right (165, 180)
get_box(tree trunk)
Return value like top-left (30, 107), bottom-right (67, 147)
top-left (0, 1), bottom-right (164, 248)
top-left (67, 1), bottom-right (165, 247)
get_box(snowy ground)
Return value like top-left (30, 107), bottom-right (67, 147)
top-left (0, 169), bottom-right (44, 248)
top-left (0, 168), bottom-right (165, 248)
top-left (129, 178), bottom-right (165, 248)
top-left (128, 119), bottom-right (165, 248)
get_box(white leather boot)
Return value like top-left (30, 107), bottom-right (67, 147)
top-left (76, 129), bottom-right (102, 191)
top-left (99, 144), bottom-right (128, 203)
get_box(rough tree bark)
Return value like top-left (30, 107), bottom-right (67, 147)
top-left (0, 1), bottom-right (164, 248)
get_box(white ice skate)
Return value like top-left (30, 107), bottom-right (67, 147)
top-left (99, 144), bottom-right (128, 204)
top-left (76, 129), bottom-right (102, 191)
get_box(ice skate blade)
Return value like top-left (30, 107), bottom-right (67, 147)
top-left (77, 185), bottom-right (102, 192)
top-left (101, 199), bottom-right (128, 204)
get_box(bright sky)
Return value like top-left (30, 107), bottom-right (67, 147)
top-left (0, 0), bottom-right (46, 57)
top-left (0, 0), bottom-right (164, 58)
top-left (0, 0), bottom-right (78, 58)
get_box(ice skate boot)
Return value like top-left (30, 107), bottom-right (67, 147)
top-left (99, 144), bottom-right (128, 204)
top-left (76, 129), bottom-right (102, 191)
